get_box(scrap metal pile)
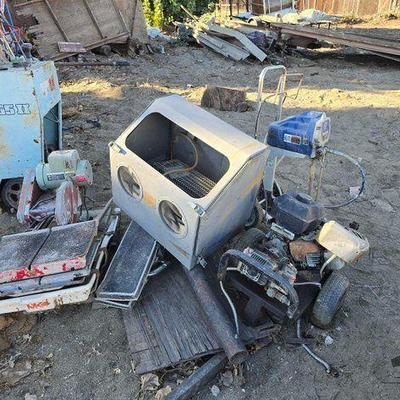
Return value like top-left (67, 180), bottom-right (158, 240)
top-left (0, 51), bottom-right (371, 397)
top-left (0, 0), bottom-right (25, 62)
top-left (177, 6), bottom-right (400, 64)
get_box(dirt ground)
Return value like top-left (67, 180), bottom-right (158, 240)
top-left (1, 35), bottom-right (400, 400)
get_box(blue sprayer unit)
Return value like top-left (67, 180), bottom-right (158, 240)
top-left (267, 111), bottom-right (331, 158)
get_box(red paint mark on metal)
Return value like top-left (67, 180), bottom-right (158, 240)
top-left (0, 257), bottom-right (87, 284)
top-left (33, 267), bottom-right (45, 276)
top-left (75, 176), bottom-right (87, 183)
top-left (27, 299), bottom-right (50, 310)
top-left (48, 76), bottom-right (56, 90)
top-left (15, 269), bottom-right (30, 280)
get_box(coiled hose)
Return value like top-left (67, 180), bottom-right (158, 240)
top-left (322, 147), bottom-right (366, 209)
top-left (163, 133), bottom-right (199, 177)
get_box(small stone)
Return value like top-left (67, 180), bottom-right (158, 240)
top-left (221, 370), bottom-right (234, 387)
top-left (211, 385), bottom-right (220, 397)
top-left (155, 386), bottom-right (172, 400)
top-left (324, 335), bottom-right (334, 346)
top-left (24, 394), bottom-right (37, 400)
top-left (112, 367), bottom-right (121, 375)
top-left (0, 315), bottom-right (14, 331)
top-left (0, 333), bottom-right (11, 352)
top-left (371, 198), bottom-right (394, 212)
top-left (382, 188), bottom-right (398, 206)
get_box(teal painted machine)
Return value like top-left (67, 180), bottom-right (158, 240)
top-left (0, 60), bottom-right (62, 210)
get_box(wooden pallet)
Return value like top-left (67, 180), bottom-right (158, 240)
top-left (124, 263), bottom-right (278, 374)
top-left (124, 264), bottom-right (221, 374)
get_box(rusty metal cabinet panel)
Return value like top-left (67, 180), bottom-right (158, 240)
top-left (0, 61), bottom-right (62, 182)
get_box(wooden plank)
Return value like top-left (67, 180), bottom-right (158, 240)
top-left (206, 22), bottom-right (267, 61)
top-left (272, 23), bottom-right (400, 57)
top-left (82, 0), bottom-right (105, 39)
top-left (110, 0), bottom-right (130, 32)
top-left (123, 264), bottom-right (221, 374)
top-left (58, 41), bottom-right (86, 53)
top-left (297, 0), bottom-right (395, 16)
top-left (14, 0), bottom-right (136, 60)
top-left (194, 31), bottom-right (251, 61)
top-left (43, 0), bottom-right (70, 41)
top-left (51, 33), bottom-right (129, 61)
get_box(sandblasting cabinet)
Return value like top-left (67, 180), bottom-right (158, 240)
top-left (110, 95), bottom-right (268, 269)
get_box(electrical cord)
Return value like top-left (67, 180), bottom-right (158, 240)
top-left (219, 280), bottom-right (240, 339)
top-left (0, 14), bottom-right (25, 60)
top-left (273, 147), bottom-right (365, 210)
top-left (294, 282), bottom-right (321, 288)
top-left (320, 253), bottom-right (336, 277)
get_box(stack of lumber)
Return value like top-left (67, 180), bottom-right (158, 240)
top-left (195, 16), bottom-right (400, 63)
top-left (192, 19), bottom-right (270, 62)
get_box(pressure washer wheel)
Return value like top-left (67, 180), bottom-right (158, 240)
top-left (257, 181), bottom-right (283, 209)
top-left (245, 202), bottom-right (264, 229)
top-left (1, 178), bottom-right (23, 211)
top-left (311, 272), bottom-right (350, 329)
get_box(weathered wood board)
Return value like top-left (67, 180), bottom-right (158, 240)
top-left (13, 0), bottom-right (147, 60)
top-left (123, 264), bottom-right (222, 374)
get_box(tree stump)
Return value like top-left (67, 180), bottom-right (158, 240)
top-left (201, 86), bottom-right (249, 112)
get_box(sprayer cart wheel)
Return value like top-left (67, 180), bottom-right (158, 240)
top-left (311, 272), bottom-right (350, 329)
top-left (1, 178), bottom-right (23, 211)
top-left (245, 202), bottom-right (264, 229)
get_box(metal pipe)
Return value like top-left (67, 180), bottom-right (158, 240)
top-left (166, 353), bottom-right (227, 400)
top-left (94, 198), bottom-right (113, 223)
top-left (254, 65), bottom-right (287, 140)
top-left (184, 265), bottom-right (248, 365)
top-left (55, 61), bottom-right (130, 67)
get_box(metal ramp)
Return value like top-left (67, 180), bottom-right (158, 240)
top-left (95, 220), bottom-right (157, 308)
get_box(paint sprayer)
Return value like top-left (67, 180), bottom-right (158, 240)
top-left (255, 65), bottom-right (365, 212)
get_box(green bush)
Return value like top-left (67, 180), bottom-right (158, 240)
top-left (143, 0), bottom-right (215, 27)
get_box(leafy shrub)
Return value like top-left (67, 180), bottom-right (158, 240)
top-left (143, 0), bottom-right (215, 27)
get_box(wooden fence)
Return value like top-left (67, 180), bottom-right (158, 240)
top-left (217, 0), bottom-right (294, 17)
top-left (297, 0), bottom-right (400, 16)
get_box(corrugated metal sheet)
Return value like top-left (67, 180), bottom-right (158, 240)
top-left (298, 0), bottom-right (400, 16)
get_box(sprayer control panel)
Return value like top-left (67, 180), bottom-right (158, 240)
top-left (267, 111), bottom-right (331, 158)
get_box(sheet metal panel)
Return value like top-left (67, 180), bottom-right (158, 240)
top-left (0, 61), bottom-right (62, 181)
